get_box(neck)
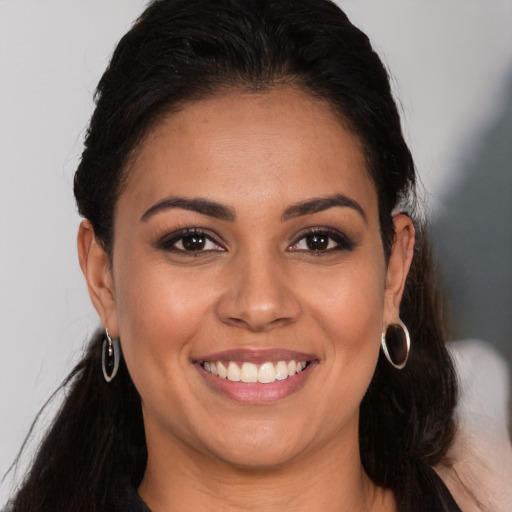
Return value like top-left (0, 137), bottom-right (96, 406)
top-left (138, 424), bottom-right (395, 512)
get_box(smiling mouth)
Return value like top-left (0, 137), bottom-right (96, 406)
top-left (200, 360), bottom-right (309, 384)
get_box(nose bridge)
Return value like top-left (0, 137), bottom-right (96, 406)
top-left (216, 247), bottom-right (300, 331)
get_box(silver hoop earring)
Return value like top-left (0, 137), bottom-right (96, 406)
top-left (381, 319), bottom-right (410, 370)
top-left (102, 328), bottom-right (120, 383)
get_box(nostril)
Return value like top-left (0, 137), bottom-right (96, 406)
top-left (215, 261), bottom-right (302, 331)
top-left (222, 315), bottom-right (291, 332)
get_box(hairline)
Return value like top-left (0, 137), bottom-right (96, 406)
top-left (104, 79), bottom-right (381, 257)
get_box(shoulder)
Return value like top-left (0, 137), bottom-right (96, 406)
top-left (436, 340), bottom-right (512, 512)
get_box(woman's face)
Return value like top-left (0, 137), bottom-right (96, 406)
top-left (81, 87), bottom-right (413, 469)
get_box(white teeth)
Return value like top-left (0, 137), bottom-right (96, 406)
top-left (217, 362), bottom-right (228, 379)
top-left (258, 362), bottom-right (276, 384)
top-left (275, 361), bottom-right (288, 380)
top-left (287, 360), bottom-right (297, 376)
top-left (227, 362), bottom-right (241, 381)
top-left (240, 362), bottom-right (258, 383)
top-left (203, 359), bottom-right (308, 384)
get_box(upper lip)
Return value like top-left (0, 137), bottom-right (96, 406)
top-left (195, 348), bottom-right (317, 364)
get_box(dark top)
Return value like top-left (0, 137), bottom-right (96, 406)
top-left (395, 460), bottom-right (462, 512)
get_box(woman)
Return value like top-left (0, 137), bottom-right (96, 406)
top-left (9, 0), bottom-right (461, 510)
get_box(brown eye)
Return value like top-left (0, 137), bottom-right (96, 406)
top-left (305, 233), bottom-right (329, 251)
top-left (181, 234), bottom-right (206, 251)
top-left (157, 229), bottom-right (224, 253)
top-left (289, 229), bottom-right (356, 253)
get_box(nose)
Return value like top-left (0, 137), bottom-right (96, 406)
top-left (216, 252), bottom-right (301, 332)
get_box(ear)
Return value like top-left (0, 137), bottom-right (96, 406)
top-left (77, 220), bottom-right (118, 336)
top-left (384, 214), bottom-right (415, 321)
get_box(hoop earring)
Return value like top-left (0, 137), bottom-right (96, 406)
top-left (381, 319), bottom-right (410, 370)
top-left (102, 328), bottom-right (120, 383)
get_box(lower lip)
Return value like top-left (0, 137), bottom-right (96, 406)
top-left (197, 361), bottom-right (317, 404)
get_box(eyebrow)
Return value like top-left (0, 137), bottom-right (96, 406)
top-left (140, 196), bottom-right (236, 222)
top-left (140, 193), bottom-right (366, 224)
top-left (281, 194), bottom-right (367, 223)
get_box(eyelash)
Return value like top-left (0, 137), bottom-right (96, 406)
top-left (156, 227), bottom-right (356, 255)
top-left (288, 228), bottom-right (356, 253)
top-left (156, 228), bottom-right (225, 254)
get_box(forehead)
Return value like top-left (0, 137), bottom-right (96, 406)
top-left (119, 87), bottom-right (377, 221)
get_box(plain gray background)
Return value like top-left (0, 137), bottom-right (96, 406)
top-left (1, 0), bottom-right (511, 504)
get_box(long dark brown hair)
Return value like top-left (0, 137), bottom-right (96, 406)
top-left (9, 1), bottom-right (457, 510)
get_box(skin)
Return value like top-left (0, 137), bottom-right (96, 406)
top-left (78, 87), bottom-right (414, 511)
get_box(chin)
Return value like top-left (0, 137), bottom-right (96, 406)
top-left (211, 445), bottom-right (305, 471)
top-left (200, 422), bottom-right (311, 470)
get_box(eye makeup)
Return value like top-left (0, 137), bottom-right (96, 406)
top-left (155, 227), bottom-right (226, 254)
top-left (288, 227), bottom-right (357, 253)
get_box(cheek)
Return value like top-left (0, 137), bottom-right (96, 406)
top-left (112, 252), bottom-right (213, 387)
top-left (309, 256), bottom-right (386, 338)
top-left (305, 256), bottom-right (386, 388)
top-left (325, 287), bottom-right (383, 383)
top-left (112, 260), bottom-right (220, 439)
